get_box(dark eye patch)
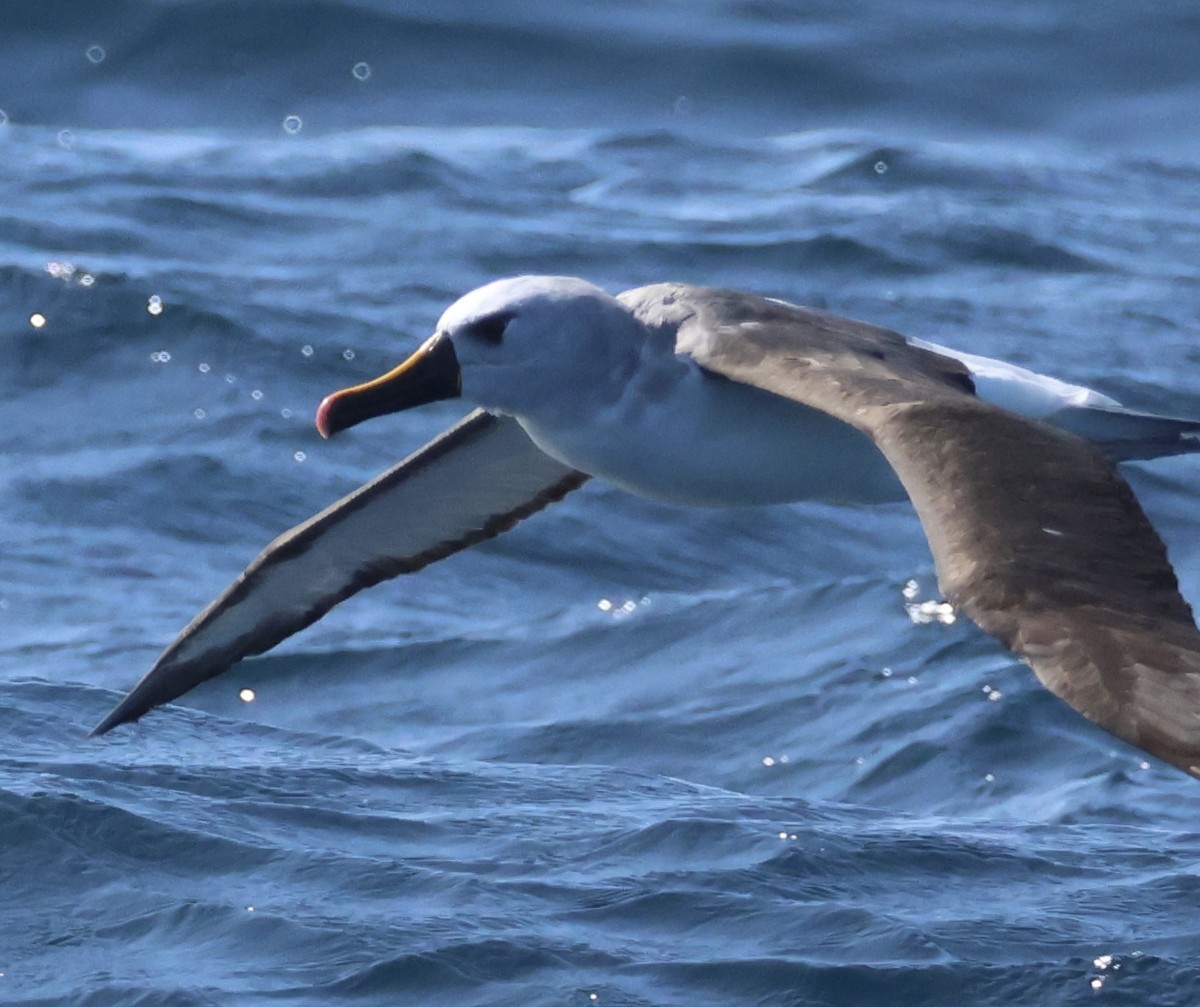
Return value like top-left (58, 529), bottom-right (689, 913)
top-left (465, 311), bottom-right (515, 345)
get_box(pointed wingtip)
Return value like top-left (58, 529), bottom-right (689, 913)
top-left (89, 694), bottom-right (146, 738)
top-left (88, 711), bottom-right (124, 738)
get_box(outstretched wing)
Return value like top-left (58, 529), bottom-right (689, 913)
top-left (93, 409), bottom-right (587, 735)
top-left (647, 284), bottom-right (1200, 777)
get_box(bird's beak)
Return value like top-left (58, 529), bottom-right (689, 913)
top-left (315, 333), bottom-right (461, 438)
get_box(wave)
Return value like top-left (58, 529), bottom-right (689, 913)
top-left (3, 0), bottom-right (1198, 158)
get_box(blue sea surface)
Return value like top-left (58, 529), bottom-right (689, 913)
top-left (3, 2), bottom-right (1200, 1005)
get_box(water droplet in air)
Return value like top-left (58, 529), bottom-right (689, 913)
top-left (239, 688), bottom-right (255, 703)
top-left (57, 129), bottom-right (74, 148)
top-left (301, 344), bottom-right (314, 358)
top-left (29, 313), bottom-right (46, 329)
top-left (194, 408), bottom-right (206, 419)
top-left (294, 451), bottom-right (307, 463)
top-left (251, 389), bottom-right (263, 400)
top-left (0, 110), bottom-right (8, 126)
top-left (342, 348), bottom-right (355, 360)
top-left (198, 362), bottom-right (211, 373)
top-left (86, 45), bottom-right (107, 64)
top-left (280, 408), bottom-right (293, 419)
top-left (874, 160), bottom-right (888, 174)
top-left (283, 115), bottom-right (303, 134)
top-left (352, 62), bottom-right (371, 80)
top-left (147, 294), bottom-right (163, 316)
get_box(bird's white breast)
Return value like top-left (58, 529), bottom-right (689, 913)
top-left (515, 360), bottom-right (906, 507)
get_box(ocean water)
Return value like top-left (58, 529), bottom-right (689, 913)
top-left (3, 2), bottom-right (1200, 1005)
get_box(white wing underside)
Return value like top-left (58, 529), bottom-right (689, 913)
top-left (93, 410), bottom-right (586, 734)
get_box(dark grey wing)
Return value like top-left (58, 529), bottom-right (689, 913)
top-left (648, 285), bottom-right (1200, 778)
top-left (620, 283), bottom-right (977, 399)
top-left (875, 402), bottom-right (1200, 776)
top-left (93, 410), bottom-right (587, 735)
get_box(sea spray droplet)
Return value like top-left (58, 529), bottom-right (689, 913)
top-left (86, 45), bottom-right (107, 64)
top-left (283, 115), bottom-right (303, 134)
top-left (45, 260), bottom-right (76, 280)
top-left (29, 313), bottom-right (46, 329)
top-left (352, 62), bottom-right (371, 80)
top-left (57, 130), bottom-right (74, 148)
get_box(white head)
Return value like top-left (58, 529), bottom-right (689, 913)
top-left (317, 276), bottom-right (648, 436)
top-left (436, 276), bottom-right (647, 418)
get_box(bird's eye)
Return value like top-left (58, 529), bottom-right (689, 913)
top-left (465, 312), bottom-right (514, 345)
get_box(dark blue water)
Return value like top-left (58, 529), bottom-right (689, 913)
top-left (3, 3), bottom-right (1200, 1005)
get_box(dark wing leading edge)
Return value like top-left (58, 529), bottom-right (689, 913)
top-left (93, 410), bottom-right (588, 735)
top-left (638, 284), bottom-right (1200, 778)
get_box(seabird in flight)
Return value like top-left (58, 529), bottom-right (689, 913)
top-left (92, 277), bottom-right (1200, 778)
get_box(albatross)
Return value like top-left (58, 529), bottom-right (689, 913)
top-left (93, 277), bottom-right (1200, 778)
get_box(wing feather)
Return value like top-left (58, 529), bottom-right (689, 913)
top-left (93, 410), bottom-right (586, 734)
top-left (654, 285), bottom-right (1200, 776)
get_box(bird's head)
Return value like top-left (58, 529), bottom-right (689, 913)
top-left (316, 276), bottom-right (641, 437)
